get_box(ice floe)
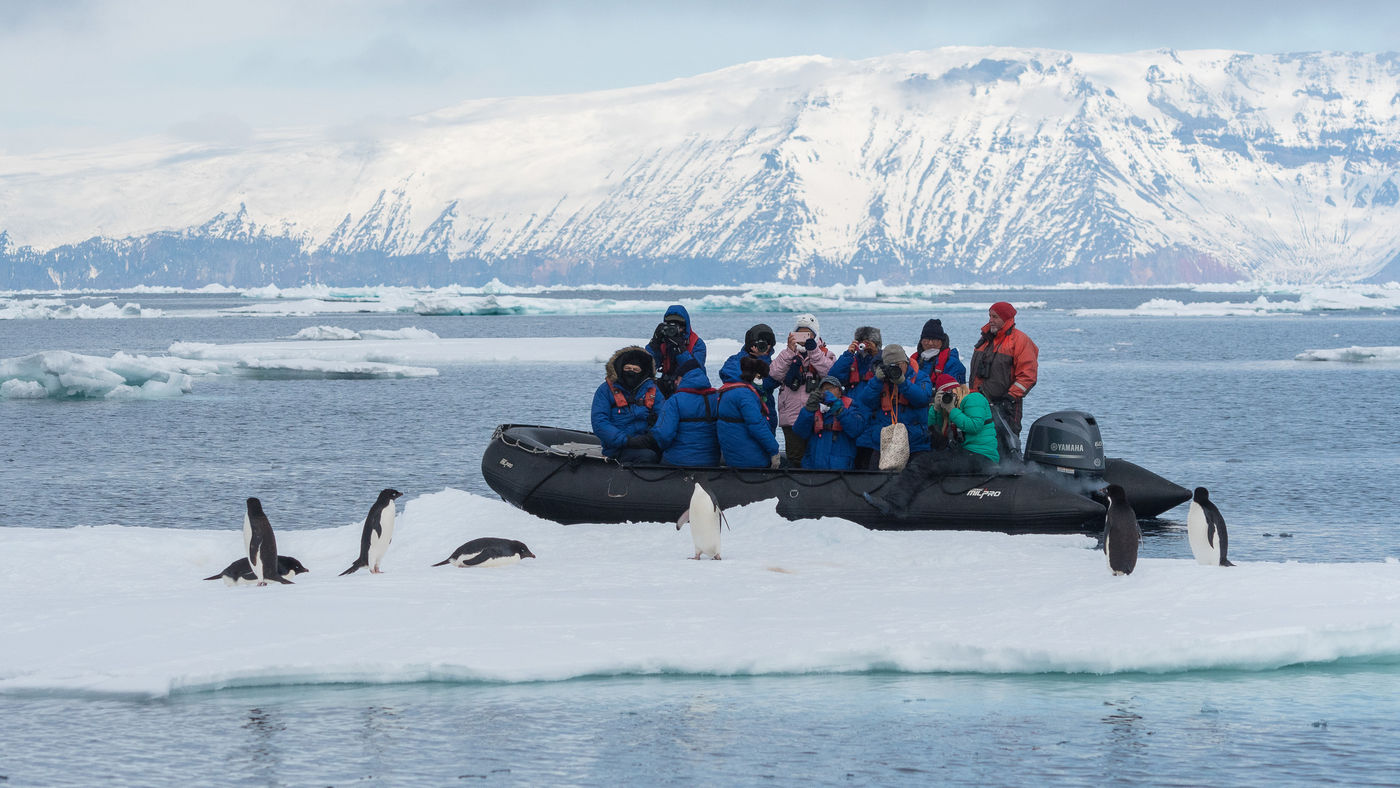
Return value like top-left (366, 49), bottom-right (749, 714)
top-left (1295, 346), bottom-right (1400, 363)
top-left (0, 349), bottom-right (436, 399)
top-left (1, 488), bottom-right (1397, 698)
top-left (0, 298), bottom-right (163, 320)
top-left (287, 326), bottom-right (441, 341)
top-left (1073, 285), bottom-right (1400, 317)
top-left (170, 336), bottom-right (744, 367)
top-left (0, 351), bottom-right (195, 399)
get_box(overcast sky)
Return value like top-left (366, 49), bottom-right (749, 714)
top-left (3, 0), bottom-right (1398, 154)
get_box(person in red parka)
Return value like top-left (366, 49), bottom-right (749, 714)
top-left (969, 301), bottom-right (1038, 460)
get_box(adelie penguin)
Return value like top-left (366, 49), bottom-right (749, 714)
top-left (676, 482), bottom-right (727, 560)
top-left (340, 488), bottom-right (404, 575)
top-left (1187, 486), bottom-right (1235, 566)
top-left (205, 556), bottom-right (310, 586)
top-left (432, 538), bottom-right (535, 568)
top-left (1102, 484), bottom-right (1140, 576)
top-left (244, 497), bottom-right (293, 585)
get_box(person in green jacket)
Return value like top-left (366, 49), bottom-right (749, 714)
top-left (863, 375), bottom-right (999, 517)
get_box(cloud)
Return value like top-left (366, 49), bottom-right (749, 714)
top-left (166, 113), bottom-right (255, 146)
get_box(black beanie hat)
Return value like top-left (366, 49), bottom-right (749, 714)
top-left (921, 318), bottom-right (949, 344)
top-left (745, 323), bottom-right (776, 349)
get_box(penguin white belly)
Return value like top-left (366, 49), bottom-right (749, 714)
top-left (242, 512), bottom-right (253, 554)
top-left (249, 549), bottom-right (265, 582)
top-left (1186, 502), bottom-right (1219, 565)
top-left (690, 513), bottom-right (722, 558)
top-left (452, 552), bottom-right (523, 568)
top-left (367, 506), bottom-right (396, 570)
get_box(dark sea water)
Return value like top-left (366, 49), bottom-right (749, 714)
top-left (2, 287), bottom-right (1399, 786)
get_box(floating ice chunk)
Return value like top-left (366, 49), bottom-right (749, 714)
top-left (1, 379), bottom-right (48, 399)
top-left (288, 325), bottom-right (360, 340)
top-left (1295, 346), bottom-right (1400, 363)
top-left (0, 350), bottom-right (192, 399)
top-left (171, 336), bottom-right (742, 367)
top-left (230, 358), bottom-right (438, 379)
top-left (360, 327), bottom-right (440, 340)
top-left (0, 299), bottom-right (163, 320)
top-left (2, 489), bottom-right (1400, 697)
top-left (288, 325), bottom-right (442, 341)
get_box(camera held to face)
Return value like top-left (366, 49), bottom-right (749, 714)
top-left (940, 391), bottom-right (955, 406)
top-left (658, 322), bottom-right (683, 340)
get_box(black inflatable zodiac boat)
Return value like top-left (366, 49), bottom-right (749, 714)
top-left (481, 411), bottom-right (1190, 533)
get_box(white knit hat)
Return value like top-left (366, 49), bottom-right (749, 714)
top-left (794, 313), bottom-right (820, 336)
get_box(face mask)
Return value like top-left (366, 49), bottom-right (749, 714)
top-left (921, 348), bottom-right (940, 360)
top-left (619, 369), bottom-right (645, 389)
top-left (752, 376), bottom-right (763, 386)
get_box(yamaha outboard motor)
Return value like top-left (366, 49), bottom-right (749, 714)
top-left (1025, 411), bottom-right (1105, 480)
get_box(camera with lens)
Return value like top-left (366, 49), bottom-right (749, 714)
top-left (880, 363), bottom-right (903, 381)
top-left (753, 339), bottom-right (770, 353)
top-left (939, 391), bottom-right (956, 406)
top-left (659, 322), bottom-right (683, 340)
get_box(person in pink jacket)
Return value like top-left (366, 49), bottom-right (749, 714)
top-left (767, 313), bottom-right (835, 467)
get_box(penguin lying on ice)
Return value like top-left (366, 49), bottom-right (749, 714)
top-left (432, 537), bottom-right (536, 567)
top-left (205, 556), bottom-right (310, 586)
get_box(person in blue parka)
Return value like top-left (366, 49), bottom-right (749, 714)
top-left (649, 360), bottom-right (720, 466)
top-left (855, 343), bottom-right (933, 467)
top-left (719, 323), bottom-right (779, 434)
top-left (793, 375), bottom-right (868, 470)
top-left (646, 304), bottom-right (707, 397)
top-left (829, 325), bottom-right (883, 395)
top-left (591, 346), bottom-right (666, 463)
top-left (717, 355), bottom-right (781, 468)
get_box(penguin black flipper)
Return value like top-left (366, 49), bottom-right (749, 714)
top-left (436, 537), bottom-right (536, 567)
top-left (345, 488), bottom-right (403, 575)
top-left (1103, 484), bottom-right (1141, 576)
top-left (245, 497), bottom-right (287, 585)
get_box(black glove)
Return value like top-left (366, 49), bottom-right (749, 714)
top-left (805, 388), bottom-right (822, 411)
top-left (626, 433), bottom-right (658, 452)
top-left (652, 323), bottom-right (667, 346)
top-left (802, 337), bottom-right (818, 353)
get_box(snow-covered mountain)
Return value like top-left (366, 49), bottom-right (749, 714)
top-left (4, 47), bottom-right (1400, 288)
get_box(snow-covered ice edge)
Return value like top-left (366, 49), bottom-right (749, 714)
top-left (2, 489), bottom-right (1397, 699)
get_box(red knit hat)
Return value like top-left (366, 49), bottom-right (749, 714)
top-left (990, 301), bottom-right (1017, 321)
top-left (931, 373), bottom-right (959, 393)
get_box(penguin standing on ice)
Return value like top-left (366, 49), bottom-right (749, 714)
top-left (676, 482), bottom-right (727, 560)
top-left (1187, 486), bottom-right (1235, 566)
top-left (205, 556), bottom-right (310, 586)
top-left (244, 497), bottom-right (293, 585)
top-left (340, 488), bottom-right (403, 575)
top-left (1102, 484), bottom-right (1140, 576)
top-left (432, 538), bottom-right (536, 567)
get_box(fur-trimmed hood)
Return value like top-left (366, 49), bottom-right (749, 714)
top-left (606, 345), bottom-right (656, 384)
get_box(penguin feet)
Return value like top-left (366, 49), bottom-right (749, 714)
top-left (713, 555), bottom-right (722, 561)
top-left (690, 553), bottom-right (702, 560)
